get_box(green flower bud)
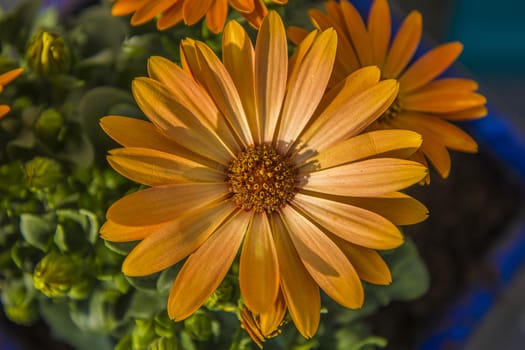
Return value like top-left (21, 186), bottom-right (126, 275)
top-left (132, 319), bottom-right (157, 350)
top-left (33, 251), bottom-right (85, 298)
top-left (24, 157), bottom-right (62, 191)
top-left (183, 310), bottom-right (212, 341)
top-left (35, 108), bottom-right (65, 146)
top-left (204, 275), bottom-right (235, 312)
top-left (147, 337), bottom-right (180, 350)
top-left (26, 31), bottom-right (71, 76)
top-left (1, 278), bottom-right (38, 326)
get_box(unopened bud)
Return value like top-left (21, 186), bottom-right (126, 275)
top-left (33, 251), bottom-right (84, 298)
top-left (26, 31), bottom-right (71, 76)
top-left (24, 157), bottom-right (62, 191)
top-left (183, 310), bottom-right (212, 341)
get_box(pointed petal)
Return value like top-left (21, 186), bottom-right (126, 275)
top-left (130, 0), bottom-right (173, 25)
top-left (193, 41), bottom-right (254, 147)
top-left (440, 105), bottom-right (488, 121)
top-left (230, 0), bottom-right (255, 12)
top-left (0, 68), bottom-right (23, 86)
top-left (0, 105), bottom-right (10, 119)
top-left (107, 147), bottom-right (224, 186)
top-left (277, 28), bottom-right (337, 152)
top-left (394, 112), bottom-right (478, 152)
top-left (303, 158), bottom-right (427, 197)
top-left (296, 79), bottom-right (398, 155)
top-left (280, 206), bottom-right (364, 309)
top-left (399, 42), bottom-right (463, 94)
top-left (111, 0), bottom-right (144, 16)
top-left (122, 201), bottom-right (236, 276)
top-left (258, 293), bottom-right (287, 336)
top-left (107, 183), bottom-right (227, 226)
top-left (147, 56), bottom-right (241, 156)
top-left (409, 78), bottom-right (479, 95)
top-left (168, 210), bottom-right (251, 320)
top-left (292, 192), bottom-right (403, 250)
top-left (157, 2), bottom-right (184, 30)
top-left (183, 0), bottom-right (213, 25)
top-left (271, 213), bottom-right (320, 338)
top-left (382, 11), bottom-right (422, 78)
top-left (255, 11), bottom-right (288, 142)
top-left (205, 0), bottom-right (228, 34)
top-left (223, 20), bottom-right (260, 143)
top-left (420, 135), bottom-right (451, 178)
top-left (100, 220), bottom-right (160, 242)
top-left (330, 235), bottom-right (391, 285)
top-left (240, 212), bottom-right (280, 313)
top-left (340, 0), bottom-right (373, 66)
top-left (286, 26), bottom-right (309, 46)
top-left (400, 90), bottom-right (487, 113)
top-left (368, 0), bottom-right (391, 66)
top-left (298, 130), bottom-right (422, 171)
top-left (132, 77), bottom-right (233, 164)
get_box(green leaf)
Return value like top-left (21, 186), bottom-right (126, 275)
top-left (123, 290), bottom-right (166, 320)
top-left (19, 213), bottom-right (55, 251)
top-left (156, 264), bottom-right (181, 296)
top-left (69, 288), bottom-right (122, 334)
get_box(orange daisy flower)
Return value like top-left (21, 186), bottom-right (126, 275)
top-left (111, 0), bottom-right (287, 34)
top-left (288, 0), bottom-right (487, 182)
top-left (0, 68), bottom-right (23, 119)
top-left (100, 11), bottom-right (428, 341)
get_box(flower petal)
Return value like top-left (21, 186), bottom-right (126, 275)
top-left (205, 0), bottom-right (228, 33)
top-left (440, 105), bottom-right (488, 121)
top-left (399, 42), bottom-right (463, 94)
top-left (368, 0), bottom-right (391, 67)
top-left (277, 28), bottom-right (337, 152)
top-left (410, 78), bottom-right (479, 95)
top-left (238, 0), bottom-right (267, 29)
top-left (340, 0), bottom-right (373, 66)
top-left (183, 0), bottom-right (213, 25)
top-left (107, 183), bottom-right (227, 226)
top-left (296, 79), bottom-right (398, 155)
top-left (147, 56), bottom-right (240, 156)
top-left (286, 26), bottom-right (309, 46)
top-left (330, 235), bottom-right (392, 285)
top-left (271, 213), bottom-right (320, 338)
top-left (401, 90), bottom-right (487, 113)
top-left (240, 212), bottom-right (280, 313)
top-left (223, 20), bottom-right (260, 143)
top-left (130, 0), bottom-right (173, 25)
top-left (292, 192), bottom-right (403, 250)
top-left (168, 210), bottom-right (251, 320)
top-left (303, 158), bottom-right (427, 197)
top-left (382, 10), bottom-right (422, 79)
top-left (230, 0), bottom-right (255, 13)
top-left (122, 201), bottom-right (237, 276)
top-left (132, 77), bottom-right (233, 165)
top-left (107, 147), bottom-right (224, 186)
top-left (255, 11), bottom-right (288, 142)
top-left (112, 0), bottom-right (144, 16)
top-left (0, 68), bottom-right (23, 86)
top-left (280, 206), bottom-right (364, 309)
top-left (100, 220), bottom-right (160, 242)
top-left (298, 129), bottom-right (422, 171)
top-left (157, 2), bottom-right (184, 30)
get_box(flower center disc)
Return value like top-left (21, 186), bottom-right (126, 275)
top-left (227, 144), bottom-right (296, 213)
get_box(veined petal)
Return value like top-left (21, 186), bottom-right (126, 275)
top-left (168, 210), bottom-right (251, 320)
top-left (394, 112), bottom-right (478, 152)
top-left (303, 158), bottom-right (427, 197)
top-left (240, 212), bottom-right (279, 313)
top-left (330, 235), bottom-right (392, 285)
top-left (288, 30), bottom-right (318, 81)
top-left (223, 20), bottom-right (260, 143)
top-left (399, 42), bottom-right (463, 94)
top-left (194, 41), bottom-right (254, 147)
top-left (368, 0), bottom-right (391, 67)
top-left (400, 90), bottom-right (487, 113)
top-left (147, 56), bottom-right (241, 156)
top-left (408, 78), bottom-right (479, 95)
top-left (340, 0), bottom-right (373, 66)
top-left (277, 28), bottom-right (337, 152)
top-left (205, 0), bottom-right (228, 34)
top-left (280, 206), bottom-right (364, 309)
top-left (122, 201), bottom-right (237, 276)
top-left (100, 220), bottom-right (161, 242)
top-left (107, 183), bottom-right (228, 226)
top-left (107, 147), bottom-right (225, 186)
top-left (298, 130), bottom-right (422, 171)
top-left (157, 2), bottom-right (184, 30)
top-left (296, 79), bottom-right (398, 156)
top-left (183, 0), bottom-right (213, 25)
top-left (271, 213), bottom-right (320, 338)
top-left (292, 192), bottom-right (403, 250)
top-left (255, 11), bottom-right (288, 142)
top-left (132, 77), bottom-right (233, 165)
top-left (130, 0), bottom-right (173, 25)
top-left (382, 10), bottom-right (422, 78)
top-left (440, 105), bottom-right (488, 121)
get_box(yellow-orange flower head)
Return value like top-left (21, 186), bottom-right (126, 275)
top-left (100, 11), bottom-right (428, 343)
top-left (111, 0), bottom-right (287, 34)
top-left (288, 0), bottom-right (487, 182)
